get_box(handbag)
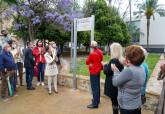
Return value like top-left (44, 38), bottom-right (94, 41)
top-left (34, 66), bottom-right (38, 77)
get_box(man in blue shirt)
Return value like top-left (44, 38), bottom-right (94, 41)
top-left (1, 43), bottom-right (16, 101)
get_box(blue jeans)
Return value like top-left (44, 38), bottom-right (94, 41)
top-left (37, 62), bottom-right (45, 82)
top-left (90, 74), bottom-right (100, 106)
top-left (26, 68), bottom-right (34, 89)
top-left (10, 71), bottom-right (17, 95)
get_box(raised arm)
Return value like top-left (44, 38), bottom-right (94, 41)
top-left (112, 68), bottom-right (132, 87)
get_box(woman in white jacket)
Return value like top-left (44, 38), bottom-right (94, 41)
top-left (44, 45), bottom-right (58, 94)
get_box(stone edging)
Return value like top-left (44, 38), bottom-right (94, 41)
top-left (58, 73), bottom-right (159, 112)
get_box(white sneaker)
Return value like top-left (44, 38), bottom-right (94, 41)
top-left (41, 82), bottom-right (45, 86)
top-left (48, 91), bottom-right (52, 95)
top-left (3, 98), bottom-right (10, 102)
top-left (37, 82), bottom-right (41, 86)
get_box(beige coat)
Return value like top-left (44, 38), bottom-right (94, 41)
top-left (44, 52), bottom-right (58, 76)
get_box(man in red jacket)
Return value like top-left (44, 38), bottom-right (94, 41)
top-left (33, 40), bottom-right (46, 86)
top-left (86, 41), bottom-right (103, 109)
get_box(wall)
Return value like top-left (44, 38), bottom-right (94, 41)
top-left (140, 15), bottom-right (165, 51)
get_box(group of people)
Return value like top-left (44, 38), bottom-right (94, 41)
top-left (86, 41), bottom-right (149, 114)
top-left (0, 29), bottom-right (165, 114)
top-left (24, 40), bottom-right (59, 94)
top-left (0, 30), bottom-right (61, 102)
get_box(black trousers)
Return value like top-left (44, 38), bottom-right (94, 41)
top-left (90, 74), bottom-right (100, 106)
top-left (111, 98), bottom-right (119, 114)
top-left (120, 108), bottom-right (141, 114)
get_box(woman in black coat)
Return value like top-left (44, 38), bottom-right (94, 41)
top-left (104, 43), bottom-right (124, 114)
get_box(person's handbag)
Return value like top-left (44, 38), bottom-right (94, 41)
top-left (34, 66), bottom-right (38, 77)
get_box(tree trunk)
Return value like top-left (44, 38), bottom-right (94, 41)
top-left (147, 18), bottom-right (150, 51)
top-left (28, 20), bottom-right (32, 41)
top-left (129, 0), bottom-right (132, 22)
top-left (0, 12), bottom-right (3, 30)
top-left (85, 45), bottom-right (90, 53)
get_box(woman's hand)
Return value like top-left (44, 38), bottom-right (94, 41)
top-left (89, 64), bottom-right (93, 67)
top-left (111, 64), bottom-right (119, 72)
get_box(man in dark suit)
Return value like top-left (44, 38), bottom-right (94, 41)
top-left (24, 41), bottom-right (35, 90)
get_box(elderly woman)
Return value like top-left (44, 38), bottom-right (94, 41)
top-left (111, 45), bottom-right (146, 114)
top-left (155, 63), bottom-right (165, 114)
top-left (44, 45), bottom-right (58, 95)
top-left (104, 43), bottom-right (124, 114)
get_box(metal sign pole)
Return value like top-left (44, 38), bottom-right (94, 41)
top-left (70, 22), bottom-right (74, 72)
top-left (90, 15), bottom-right (95, 52)
top-left (73, 18), bottom-right (77, 89)
top-left (91, 15), bottom-right (95, 42)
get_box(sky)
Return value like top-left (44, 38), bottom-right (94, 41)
top-left (78, 0), bottom-right (165, 18)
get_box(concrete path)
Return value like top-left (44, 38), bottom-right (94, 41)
top-left (0, 86), bottom-right (153, 114)
top-left (146, 54), bottom-right (165, 95)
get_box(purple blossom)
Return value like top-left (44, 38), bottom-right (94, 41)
top-left (20, 5), bottom-right (34, 18)
top-left (32, 16), bottom-right (41, 25)
top-left (55, 15), bottom-right (64, 24)
top-left (13, 23), bottom-right (24, 31)
top-left (63, 22), bottom-right (71, 31)
top-left (11, 5), bottom-right (18, 12)
top-left (57, 0), bottom-right (73, 13)
top-left (45, 12), bottom-right (60, 22)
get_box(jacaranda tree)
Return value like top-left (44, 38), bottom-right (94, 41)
top-left (5, 0), bottom-right (81, 47)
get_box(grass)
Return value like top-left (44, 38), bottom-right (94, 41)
top-left (145, 54), bottom-right (161, 78)
top-left (77, 54), bottom-right (110, 78)
top-left (77, 54), bottom-right (160, 79)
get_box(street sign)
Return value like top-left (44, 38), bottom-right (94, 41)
top-left (71, 15), bottom-right (95, 89)
top-left (77, 17), bottom-right (93, 31)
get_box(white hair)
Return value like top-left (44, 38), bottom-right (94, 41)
top-left (2, 43), bottom-right (9, 49)
top-left (139, 46), bottom-right (148, 59)
top-left (91, 41), bottom-right (98, 47)
top-left (110, 43), bottom-right (124, 63)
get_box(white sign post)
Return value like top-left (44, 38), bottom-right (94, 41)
top-left (72, 15), bottom-right (95, 89)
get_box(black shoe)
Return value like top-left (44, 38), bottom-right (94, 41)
top-left (91, 99), bottom-right (100, 104)
top-left (28, 87), bottom-right (35, 90)
top-left (87, 104), bottom-right (98, 109)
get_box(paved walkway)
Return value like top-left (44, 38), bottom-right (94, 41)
top-left (0, 86), bottom-right (153, 114)
top-left (146, 54), bottom-right (165, 95)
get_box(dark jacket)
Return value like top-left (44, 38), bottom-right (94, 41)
top-left (1, 50), bottom-right (16, 70)
top-left (0, 54), bottom-right (4, 71)
top-left (24, 48), bottom-right (35, 69)
top-left (104, 58), bottom-right (124, 99)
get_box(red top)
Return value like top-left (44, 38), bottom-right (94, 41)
top-left (33, 46), bottom-right (46, 64)
top-left (86, 48), bottom-right (103, 75)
